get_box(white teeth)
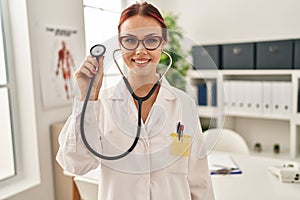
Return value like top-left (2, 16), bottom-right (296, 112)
top-left (135, 60), bottom-right (148, 64)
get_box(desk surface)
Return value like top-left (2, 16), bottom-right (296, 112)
top-left (67, 152), bottom-right (300, 200)
top-left (211, 152), bottom-right (300, 200)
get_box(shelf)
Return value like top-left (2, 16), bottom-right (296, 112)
top-left (198, 106), bottom-right (218, 118)
top-left (225, 111), bottom-right (291, 121)
top-left (187, 70), bottom-right (220, 79)
top-left (189, 69), bottom-right (300, 160)
top-left (221, 69), bottom-right (294, 76)
top-left (250, 151), bottom-right (300, 161)
top-left (198, 106), bottom-right (292, 121)
top-left (189, 69), bottom-right (294, 76)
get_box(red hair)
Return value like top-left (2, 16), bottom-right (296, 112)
top-left (118, 2), bottom-right (168, 41)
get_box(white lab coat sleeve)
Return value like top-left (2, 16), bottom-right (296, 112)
top-left (188, 103), bottom-right (215, 200)
top-left (56, 98), bottom-right (102, 175)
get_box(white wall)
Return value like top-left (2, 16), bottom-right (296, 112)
top-left (7, 0), bottom-right (85, 200)
top-left (150, 0), bottom-right (300, 44)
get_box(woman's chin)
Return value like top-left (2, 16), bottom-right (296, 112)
top-left (133, 66), bottom-right (156, 78)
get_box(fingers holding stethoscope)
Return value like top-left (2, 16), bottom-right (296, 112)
top-left (75, 55), bottom-right (104, 78)
top-left (74, 55), bottom-right (105, 100)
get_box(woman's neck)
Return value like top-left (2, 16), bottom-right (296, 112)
top-left (127, 71), bottom-right (159, 96)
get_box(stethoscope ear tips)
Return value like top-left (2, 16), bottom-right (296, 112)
top-left (90, 44), bottom-right (106, 59)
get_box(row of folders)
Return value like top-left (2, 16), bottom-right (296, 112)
top-left (223, 81), bottom-right (292, 115)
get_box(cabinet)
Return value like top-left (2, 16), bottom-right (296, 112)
top-left (187, 69), bottom-right (300, 160)
top-left (50, 122), bottom-right (75, 200)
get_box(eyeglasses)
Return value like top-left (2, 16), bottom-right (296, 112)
top-left (119, 35), bottom-right (163, 51)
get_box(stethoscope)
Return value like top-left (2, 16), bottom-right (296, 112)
top-left (80, 44), bottom-right (173, 160)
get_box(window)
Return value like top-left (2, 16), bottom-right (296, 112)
top-left (83, 0), bottom-right (124, 88)
top-left (0, 1), bottom-right (16, 181)
top-left (0, 1), bottom-right (40, 198)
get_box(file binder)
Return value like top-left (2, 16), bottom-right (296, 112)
top-left (272, 81), bottom-right (281, 114)
top-left (272, 81), bottom-right (292, 115)
top-left (230, 81), bottom-right (238, 112)
top-left (236, 81), bottom-right (244, 112)
top-left (252, 81), bottom-right (263, 114)
top-left (198, 82), bottom-right (207, 106)
top-left (211, 82), bottom-right (217, 106)
top-left (206, 81), bottom-right (212, 106)
top-left (223, 81), bottom-right (231, 110)
top-left (243, 81), bottom-right (252, 113)
top-left (262, 81), bottom-right (272, 114)
top-left (279, 82), bottom-right (292, 114)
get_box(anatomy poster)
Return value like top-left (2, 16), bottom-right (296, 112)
top-left (37, 24), bottom-right (84, 109)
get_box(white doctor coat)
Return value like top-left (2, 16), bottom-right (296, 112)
top-left (56, 77), bottom-right (214, 200)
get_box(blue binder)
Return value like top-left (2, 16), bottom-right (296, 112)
top-left (198, 83), bottom-right (207, 106)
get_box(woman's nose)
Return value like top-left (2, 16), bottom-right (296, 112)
top-left (135, 42), bottom-right (147, 54)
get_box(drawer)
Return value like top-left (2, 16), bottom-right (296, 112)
top-left (192, 45), bottom-right (220, 69)
top-left (294, 40), bottom-right (300, 69)
top-left (256, 40), bottom-right (293, 69)
top-left (222, 43), bottom-right (254, 69)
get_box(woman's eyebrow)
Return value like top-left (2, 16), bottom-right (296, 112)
top-left (121, 33), bottom-right (160, 37)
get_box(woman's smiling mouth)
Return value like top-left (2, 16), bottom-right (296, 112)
top-left (132, 58), bottom-right (151, 67)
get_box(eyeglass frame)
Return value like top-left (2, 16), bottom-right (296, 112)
top-left (119, 35), bottom-right (164, 51)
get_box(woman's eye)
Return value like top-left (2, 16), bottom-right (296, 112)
top-left (125, 38), bottom-right (137, 44)
top-left (145, 38), bottom-right (158, 44)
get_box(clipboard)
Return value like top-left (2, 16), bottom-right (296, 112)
top-left (208, 154), bottom-right (242, 175)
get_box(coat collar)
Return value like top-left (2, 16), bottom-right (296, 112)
top-left (110, 76), bottom-right (177, 101)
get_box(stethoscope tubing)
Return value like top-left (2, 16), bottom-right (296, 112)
top-left (79, 44), bottom-right (172, 160)
top-left (80, 74), bottom-right (158, 160)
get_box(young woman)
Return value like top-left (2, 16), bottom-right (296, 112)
top-left (57, 2), bottom-right (214, 199)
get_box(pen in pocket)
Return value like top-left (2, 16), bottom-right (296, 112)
top-left (180, 124), bottom-right (184, 143)
top-left (177, 122), bottom-right (181, 141)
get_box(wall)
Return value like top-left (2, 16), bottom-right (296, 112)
top-left (7, 0), bottom-right (85, 199)
top-left (149, 0), bottom-right (300, 44)
top-left (5, 0), bottom-right (300, 199)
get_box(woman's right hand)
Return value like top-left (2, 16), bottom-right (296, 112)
top-left (74, 55), bottom-right (104, 101)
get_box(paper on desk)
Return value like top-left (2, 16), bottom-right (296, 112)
top-left (208, 154), bottom-right (242, 175)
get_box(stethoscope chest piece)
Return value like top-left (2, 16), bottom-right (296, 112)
top-left (90, 44), bottom-right (106, 59)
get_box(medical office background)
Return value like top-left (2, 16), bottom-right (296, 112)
top-left (0, 0), bottom-right (300, 199)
